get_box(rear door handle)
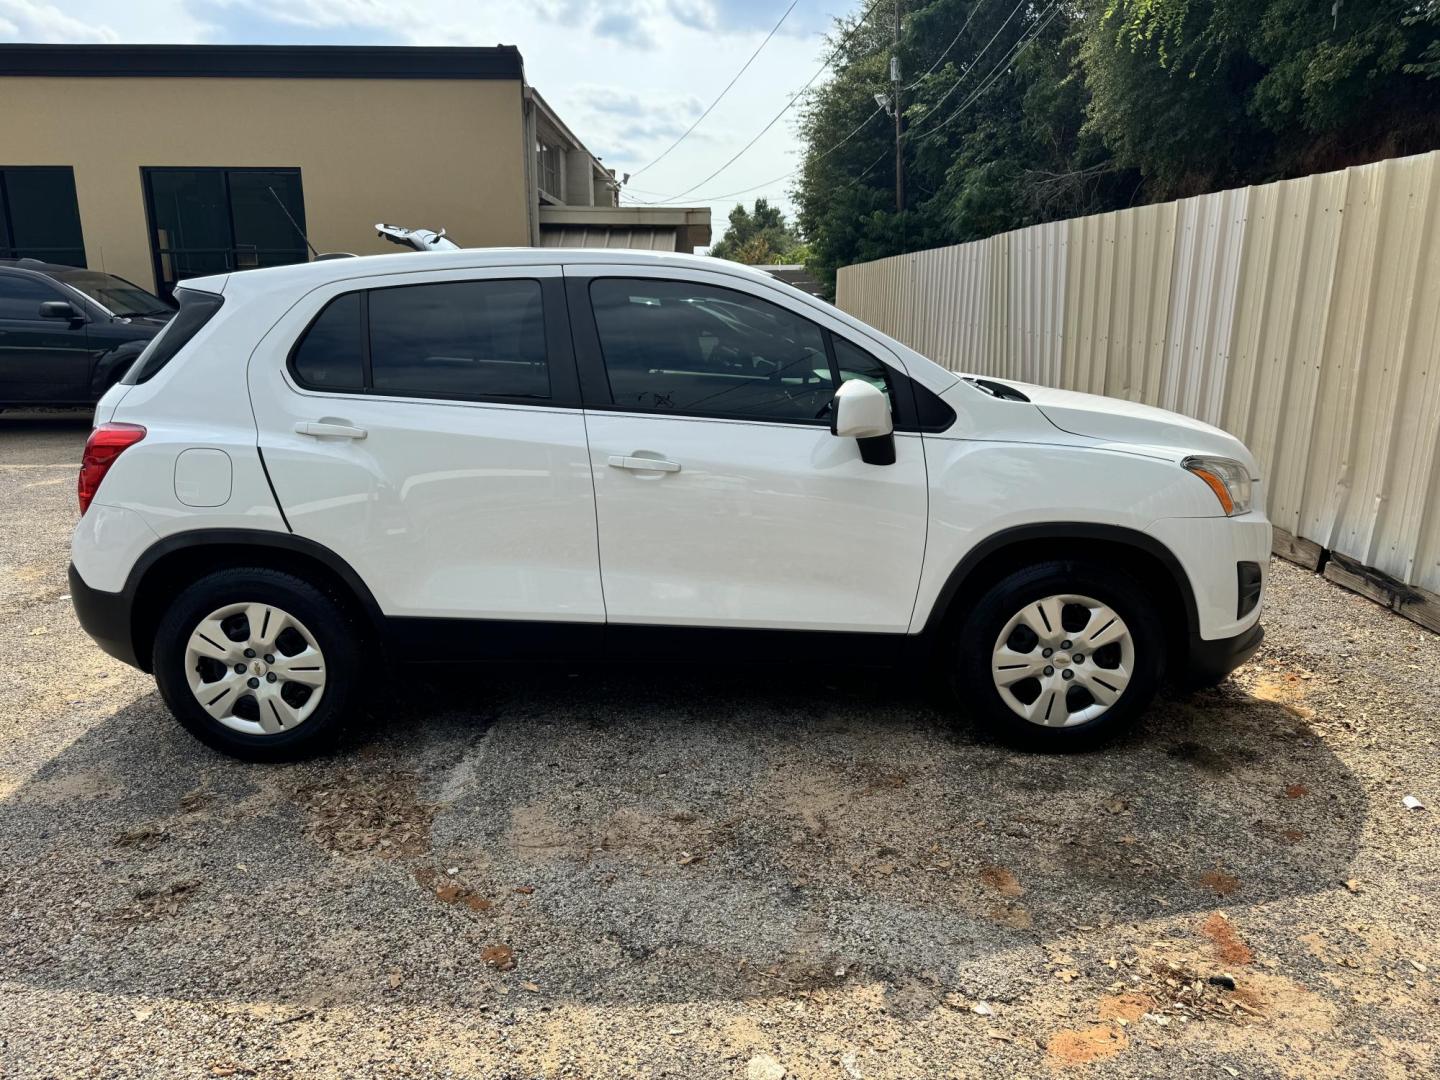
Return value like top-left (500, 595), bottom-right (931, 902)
top-left (607, 454), bottom-right (681, 473)
top-left (294, 421), bottom-right (367, 439)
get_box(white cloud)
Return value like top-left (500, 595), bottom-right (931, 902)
top-left (0, 0), bottom-right (118, 41)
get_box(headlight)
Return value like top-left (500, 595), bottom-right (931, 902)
top-left (1182, 456), bottom-right (1253, 516)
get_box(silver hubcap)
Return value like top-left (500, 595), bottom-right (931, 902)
top-left (991, 594), bottom-right (1135, 727)
top-left (184, 602), bottom-right (327, 736)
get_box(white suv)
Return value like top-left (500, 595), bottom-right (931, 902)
top-left (69, 250), bottom-right (1269, 759)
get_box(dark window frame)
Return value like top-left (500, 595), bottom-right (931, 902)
top-left (0, 166), bottom-right (87, 267)
top-left (140, 166), bottom-right (308, 301)
top-left (285, 276), bottom-right (581, 408)
top-left (569, 275), bottom-right (947, 432)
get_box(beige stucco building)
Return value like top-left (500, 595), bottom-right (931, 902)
top-left (0, 44), bottom-right (708, 298)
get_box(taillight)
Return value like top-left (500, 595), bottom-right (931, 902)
top-left (78, 423), bottom-right (146, 515)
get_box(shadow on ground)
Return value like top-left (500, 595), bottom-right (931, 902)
top-left (0, 665), bottom-right (1363, 1012)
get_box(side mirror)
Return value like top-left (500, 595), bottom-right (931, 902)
top-left (830, 379), bottom-right (897, 466)
top-left (39, 300), bottom-right (83, 323)
top-left (831, 378), bottom-right (892, 438)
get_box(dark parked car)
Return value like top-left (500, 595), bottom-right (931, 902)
top-left (0, 259), bottom-right (174, 408)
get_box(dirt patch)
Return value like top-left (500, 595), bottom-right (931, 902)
top-left (985, 902), bottom-right (1034, 929)
top-left (296, 770), bottom-right (435, 858)
top-left (1046, 1024), bottom-right (1127, 1066)
top-left (979, 865), bottom-right (1024, 897)
top-left (1201, 913), bottom-right (1255, 965)
top-left (481, 944), bottom-right (516, 971)
top-left (1097, 993), bottom-right (1153, 1023)
top-left (1199, 869), bottom-right (1240, 896)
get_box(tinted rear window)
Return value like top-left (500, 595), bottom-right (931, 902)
top-left (288, 279), bottom-right (551, 401)
top-left (290, 292), bottom-right (364, 389)
top-left (369, 280), bottom-right (549, 399)
top-left (122, 289), bottom-right (223, 384)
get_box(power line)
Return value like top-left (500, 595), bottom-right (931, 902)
top-left (903, 0), bottom-right (990, 90)
top-left (625, 0), bottom-right (889, 205)
top-left (837, 1), bottom-right (1058, 199)
top-left (626, 0), bottom-right (802, 182)
top-left (643, 102), bottom-right (885, 205)
top-left (908, 0), bottom-right (1059, 141)
top-left (901, 0), bottom-right (1028, 124)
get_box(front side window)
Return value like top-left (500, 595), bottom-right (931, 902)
top-left (832, 335), bottom-right (894, 404)
top-left (289, 279), bottom-right (550, 401)
top-left (589, 279), bottom-right (834, 423)
top-left (0, 272), bottom-right (63, 320)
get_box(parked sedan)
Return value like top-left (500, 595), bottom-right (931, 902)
top-left (0, 259), bottom-right (173, 408)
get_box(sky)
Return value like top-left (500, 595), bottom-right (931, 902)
top-left (0, 0), bottom-right (850, 243)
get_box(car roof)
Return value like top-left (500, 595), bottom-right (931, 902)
top-left (183, 247), bottom-right (961, 396)
top-left (0, 258), bottom-right (74, 276)
top-left (185, 247), bottom-right (788, 296)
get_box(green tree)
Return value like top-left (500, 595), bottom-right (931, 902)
top-left (709, 198), bottom-right (805, 263)
top-left (793, 0), bottom-right (1440, 289)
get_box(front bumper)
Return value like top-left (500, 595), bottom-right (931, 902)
top-left (69, 563), bottom-right (142, 670)
top-left (1186, 621), bottom-right (1264, 687)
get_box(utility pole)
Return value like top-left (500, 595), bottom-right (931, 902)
top-left (892, 0), bottom-right (904, 212)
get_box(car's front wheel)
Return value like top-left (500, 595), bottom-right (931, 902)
top-left (153, 568), bottom-right (364, 760)
top-left (948, 560), bottom-right (1165, 748)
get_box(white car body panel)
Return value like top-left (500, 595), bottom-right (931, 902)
top-left (586, 412), bottom-right (928, 632)
top-left (70, 247), bottom-right (1270, 681)
top-left (243, 264), bottom-right (604, 621)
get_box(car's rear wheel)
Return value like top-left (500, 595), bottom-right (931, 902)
top-left (153, 568), bottom-right (364, 760)
top-left (948, 560), bottom-right (1165, 749)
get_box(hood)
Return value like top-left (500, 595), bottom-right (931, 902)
top-left (997, 380), bottom-right (1259, 475)
top-left (114, 312), bottom-right (172, 332)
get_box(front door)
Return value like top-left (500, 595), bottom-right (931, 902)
top-left (247, 266), bottom-right (604, 636)
top-left (0, 271), bottom-right (91, 403)
top-left (568, 269), bottom-right (928, 634)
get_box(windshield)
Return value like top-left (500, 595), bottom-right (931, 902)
top-left (52, 270), bottom-right (172, 317)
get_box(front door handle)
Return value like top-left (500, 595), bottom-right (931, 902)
top-left (607, 454), bottom-right (681, 473)
top-left (294, 421), bottom-right (367, 439)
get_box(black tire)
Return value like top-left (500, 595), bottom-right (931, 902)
top-left (946, 559), bottom-right (1166, 750)
top-left (153, 567), bottom-right (366, 761)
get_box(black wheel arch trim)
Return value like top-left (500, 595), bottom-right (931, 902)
top-left (108, 528), bottom-right (387, 671)
top-left (920, 522), bottom-right (1201, 640)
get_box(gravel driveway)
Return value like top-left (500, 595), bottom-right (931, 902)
top-left (1, 414), bottom-right (1437, 1079)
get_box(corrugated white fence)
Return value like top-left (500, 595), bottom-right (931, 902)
top-left (837, 151), bottom-right (1440, 608)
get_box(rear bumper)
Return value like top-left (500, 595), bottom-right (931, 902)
top-left (69, 563), bottom-right (142, 670)
top-left (1186, 621), bottom-right (1264, 687)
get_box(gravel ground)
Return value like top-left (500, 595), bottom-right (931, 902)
top-left (1, 413), bottom-right (1437, 1079)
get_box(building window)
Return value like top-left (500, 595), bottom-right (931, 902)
top-left (0, 167), bottom-right (86, 267)
top-left (142, 167), bottom-right (308, 300)
top-left (537, 139), bottom-right (562, 199)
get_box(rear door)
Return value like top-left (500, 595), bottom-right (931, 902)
top-left (566, 266), bottom-right (929, 634)
top-left (247, 266), bottom-right (604, 643)
top-left (0, 270), bottom-right (91, 403)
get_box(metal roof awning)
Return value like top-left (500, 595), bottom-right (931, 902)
top-left (538, 226), bottom-right (680, 251)
top-left (538, 205), bottom-right (711, 254)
